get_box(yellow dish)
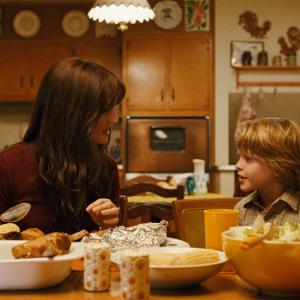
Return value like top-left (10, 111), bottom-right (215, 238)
top-left (222, 228), bottom-right (300, 297)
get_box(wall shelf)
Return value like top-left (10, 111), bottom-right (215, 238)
top-left (233, 66), bottom-right (300, 88)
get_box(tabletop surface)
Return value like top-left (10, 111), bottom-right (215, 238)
top-left (0, 271), bottom-right (278, 300)
top-left (128, 193), bottom-right (225, 204)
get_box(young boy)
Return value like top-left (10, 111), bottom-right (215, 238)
top-left (234, 118), bottom-right (300, 225)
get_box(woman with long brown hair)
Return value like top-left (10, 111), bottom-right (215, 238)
top-left (0, 58), bottom-right (126, 233)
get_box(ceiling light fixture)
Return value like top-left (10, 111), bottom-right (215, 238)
top-left (88, 0), bottom-right (155, 31)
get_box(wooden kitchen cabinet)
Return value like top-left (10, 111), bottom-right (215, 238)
top-left (123, 36), bottom-right (213, 116)
top-left (0, 46), bottom-right (27, 98)
top-left (78, 41), bottom-right (122, 79)
top-left (169, 39), bottom-right (211, 111)
top-left (0, 40), bottom-right (121, 102)
top-left (123, 39), bottom-right (167, 112)
top-left (0, 41), bottom-right (75, 101)
top-left (28, 45), bottom-right (75, 97)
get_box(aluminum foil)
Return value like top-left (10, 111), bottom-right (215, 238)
top-left (82, 220), bottom-right (168, 252)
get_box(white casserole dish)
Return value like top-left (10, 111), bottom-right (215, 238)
top-left (0, 240), bottom-right (84, 290)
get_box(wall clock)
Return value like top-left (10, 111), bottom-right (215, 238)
top-left (153, 0), bottom-right (183, 30)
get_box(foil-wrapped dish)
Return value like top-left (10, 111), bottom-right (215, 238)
top-left (82, 221), bottom-right (169, 251)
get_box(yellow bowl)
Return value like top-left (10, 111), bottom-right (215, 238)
top-left (222, 228), bottom-right (300, 297)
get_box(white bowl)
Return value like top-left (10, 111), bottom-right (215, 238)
top-left (0, 240), bottom-right (84, 290)
top-left (112, 247), bottom-right (227, 288)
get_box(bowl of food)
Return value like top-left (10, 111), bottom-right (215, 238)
top-left (112, 247), bottom-right (227, 288)
top-left (222, 224), bottom-right (300, 297)
top-left (0, 239), bottom-right (84, 290)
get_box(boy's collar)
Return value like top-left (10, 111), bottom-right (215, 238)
top-left (243, 189), bottom-right (299, 212)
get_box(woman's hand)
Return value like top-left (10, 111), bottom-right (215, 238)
top-left (86, 198), bottom-right (119, 228)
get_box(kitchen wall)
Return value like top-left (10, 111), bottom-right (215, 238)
top-left (215, 0), bottom-right (300, 195)
top-left (0, 105), bottom-right (32, 149)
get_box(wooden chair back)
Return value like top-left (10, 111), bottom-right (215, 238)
top-left (120, 183), bottom-right (185, 236)
top-left (122, 175), bottom-right (173, 187)
top-left (116, 195), bottom-right (128, 226)
top-left (172, 197), bottom-right (241, 246)
top-left (120, 182), bottom-right (184, 199)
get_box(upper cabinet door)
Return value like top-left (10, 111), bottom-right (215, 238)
top-left (79, 42), bottom-right (121, 78)
top-left (169, 38), bottom-right (211, 111)
top-left (124, 39), bottom-right (167, 111)
top-left (0, 46), bottom-right (27, 98)
top-left (29, 45), bottom-right (74, 97)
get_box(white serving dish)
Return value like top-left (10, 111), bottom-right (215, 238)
top-left (112, 247), bottom-right (227, 288)
top-left (161, 237), bottom-right (190, 247)
top-left (0, 240), bottom-right (84, 290)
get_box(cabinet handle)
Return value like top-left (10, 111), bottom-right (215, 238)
top-left (19, 76), bottom-right (24, 87)
top-left (171, 88), bottom-right (175, 101)
top-left (161, 90), bottom-right (164, 101)
top-left (30, 76), bottom-right (34, 87)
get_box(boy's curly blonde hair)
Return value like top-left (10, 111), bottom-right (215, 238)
top-left (235, 118), bottom-right (300, 190)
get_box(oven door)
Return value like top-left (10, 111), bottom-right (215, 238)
top-left (125, 116), bottom-right (210, 173)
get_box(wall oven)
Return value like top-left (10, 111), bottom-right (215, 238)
top-left (125, 116), bottom-right (210, 173)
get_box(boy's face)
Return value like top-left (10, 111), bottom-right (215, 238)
top-left (236, 155), bottom-right (278, 193)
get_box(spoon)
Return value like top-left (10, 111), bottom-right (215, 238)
top-left (240, 222), bottom-right (273, 251)
top-left (0, 203), bottom-right (31, 223)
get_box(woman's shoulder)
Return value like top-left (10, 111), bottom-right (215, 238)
top-left (0, 143), bottom-right (35, 165)
top-left (105, 155), bottom-right (118, 167)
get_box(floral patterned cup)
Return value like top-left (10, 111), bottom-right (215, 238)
top-left (119, 254), bottom-right (150, 300)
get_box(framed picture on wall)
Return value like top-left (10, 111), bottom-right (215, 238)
top-left (230, 41), bottom-right (264, 67)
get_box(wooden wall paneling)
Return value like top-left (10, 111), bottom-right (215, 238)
top-left (1, 3), bottom-right (92, 40)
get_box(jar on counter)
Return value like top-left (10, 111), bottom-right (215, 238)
top-left (286, 50), bottom-right (297, 66)
top-left (193, 159), bottom-right (207, 195)
top-left (241, 51), bottom-right (252, 66)
top-left (257, 50), bottom-right (268, 66)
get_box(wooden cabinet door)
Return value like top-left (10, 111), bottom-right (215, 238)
top-left (29, 45), bottom-right (74, 97)
top-left (0, 46), bottom-right (27, 99)
top-left (79, 42), bottom-right (121, 78)
top-left (169, 38), bottom-right (211, 111)
top-left (124, 39), bottom-right (167, 112)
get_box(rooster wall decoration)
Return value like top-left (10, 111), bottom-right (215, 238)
top-left (278, 26), bottom-right (300, 56)
top-left (239, 11), bottom-right (271, 39)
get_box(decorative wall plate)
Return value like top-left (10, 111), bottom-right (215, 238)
top-left (153, 0), bottom-right (183, 30)
top-left (13, 10), bottom-right (41, 38)
top-left (62, 10), bottom-right (90, 38)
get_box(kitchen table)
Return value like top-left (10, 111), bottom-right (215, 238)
top-left (0, 271), bottom-right (273, 300)
top-left (128, 193), bottom-right (225, 204)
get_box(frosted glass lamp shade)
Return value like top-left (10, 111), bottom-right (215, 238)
top-left (88, 0), bottom-right (155, 31)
